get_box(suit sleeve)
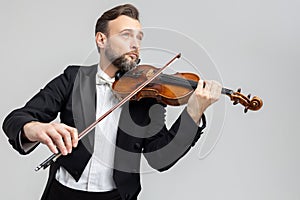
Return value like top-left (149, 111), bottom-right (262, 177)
top-left (143, 102), bottom-right (206, 172)
top-left (2, 66), bottom-right (78, 155)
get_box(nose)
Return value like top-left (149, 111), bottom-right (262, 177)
top-left (130, 37), bottom-right (140, 51)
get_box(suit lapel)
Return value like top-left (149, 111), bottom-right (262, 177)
top-left (72, 64), bottom-right (97, 154)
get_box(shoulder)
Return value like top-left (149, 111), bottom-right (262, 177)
top-left (62, 64), bottom-right (97, 80)
top-left (64, 64), bottom-right (98, 77)
top-left (63, 65), bottom-right (80, 78)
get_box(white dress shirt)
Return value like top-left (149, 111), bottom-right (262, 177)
top-left (55, 66), bottom-right (122, 192)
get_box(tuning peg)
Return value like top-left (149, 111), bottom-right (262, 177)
top-left (237, 88), bottom-right (241, 93)
top-left (233, 100), bottom-right (239, 105)
top-left (247, 94), bottom-right (251, 99)
top-left (244, 107), bottom-right (248, 113)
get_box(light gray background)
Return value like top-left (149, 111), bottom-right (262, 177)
top-left (0, 0), bottom-right (299, 199)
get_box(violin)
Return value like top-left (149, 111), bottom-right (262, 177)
top-left (113, 64), bottom-right (263, 113)
top-left (35, 53), bottom-right (262, 171)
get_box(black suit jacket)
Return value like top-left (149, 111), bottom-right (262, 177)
top-left (3, 65), bottom-right (206, 200)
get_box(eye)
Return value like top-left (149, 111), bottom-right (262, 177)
top-left (121, 32), bottom-right (130, 39)
top-left (137, 34), bottom-right (143, 41)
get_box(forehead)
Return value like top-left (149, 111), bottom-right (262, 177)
top-left (107, 15), bottom-right (142, 35)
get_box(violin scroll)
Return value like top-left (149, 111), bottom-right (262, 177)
top-left (227, 88), bottom-right (263, 113)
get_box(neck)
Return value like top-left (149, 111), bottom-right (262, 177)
top-left (99, 54), bottom-right (118, 78)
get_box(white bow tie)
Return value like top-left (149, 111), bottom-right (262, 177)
top-left (96, 73), bottom-right (115, 87)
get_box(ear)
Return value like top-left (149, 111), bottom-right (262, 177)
top-left (95, 32), bottom-right (107, 49)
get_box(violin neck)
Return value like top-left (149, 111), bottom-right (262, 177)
top-left (221, 87), bottom-right (234, 95)
top-left (188, 79), bottom-right (233, 96)
top-left (159, 74), bottom-right (233, 96)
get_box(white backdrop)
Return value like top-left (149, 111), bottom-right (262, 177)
top-left (0, 0), bottom-right (299, 199)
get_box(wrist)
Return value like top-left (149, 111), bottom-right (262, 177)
top-left (186, 106), bottom-right (204, 125)
top-left (22, 121), bottom-right (39, 142)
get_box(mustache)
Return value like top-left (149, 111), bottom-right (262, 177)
top-left (124, 50), bottom-right (139, 57)
top-left (123, 50), bottom-right (140, 64)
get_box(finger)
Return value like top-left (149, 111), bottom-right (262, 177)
top-left (57, 128), bottom-right (73, 153)
top-left (41, 134), bottom-right (59, 154)
top-left (70, 128), bottom-right (78, 148)
top-left (54, 123), bottom-right (76, 152)
top-left (62, 124), bottom-right (78, 148)
top-left (209, 80), bottom-right (217, 96)
top-left (211, 81), bottom-right (222, 100)
top-left (204, 80), bottom-right (212, 92)
top-left (198, 80), bottom-right (204, 90)
top-left (48, 128), bottom-right (68, 155)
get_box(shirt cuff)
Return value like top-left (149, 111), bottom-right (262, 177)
top-left (18, 131), bottom-right (39, 153)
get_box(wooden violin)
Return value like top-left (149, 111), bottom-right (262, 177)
top-left (113, 64), bottom-right (263, 113)
top-left (35, 53), bottom-right (262, 172)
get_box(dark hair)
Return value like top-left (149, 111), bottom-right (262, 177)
top-left (95, 4), bottom-right (139, 36)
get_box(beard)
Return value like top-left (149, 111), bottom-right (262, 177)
top-left (104, 43), bottom-right (139, 72)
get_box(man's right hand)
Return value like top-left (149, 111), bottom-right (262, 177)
top-left (22, 122), bottom-right (78, 155)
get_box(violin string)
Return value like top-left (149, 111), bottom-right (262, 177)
top-left (123, 68), bottom-right (198, 88)
top-left (125, 69), bottom-right (233, 95)
top-left (158, 74), bottom-right (198, 89)
top-left (159, 74), bottom-right (233, 95)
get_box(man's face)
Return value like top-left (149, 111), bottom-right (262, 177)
top-left (104, 15), bottom-right (143, 71)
